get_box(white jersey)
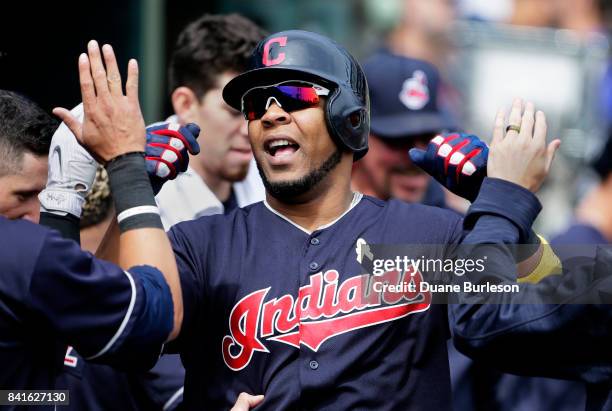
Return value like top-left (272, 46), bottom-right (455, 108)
top-left (156, 160), bottom-right (265, 229)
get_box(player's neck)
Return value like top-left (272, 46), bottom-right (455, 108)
top-left (266, 160), bottom-right (355, 233)
top-left (190, 155), bottom-right (232, 202)
top-left (351, 163), bottom-right (389, 200)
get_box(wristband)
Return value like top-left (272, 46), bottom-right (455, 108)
top-left (518, 235), bottom-right (563, 284)
top-left (106, 152), bottom-right (163, 232)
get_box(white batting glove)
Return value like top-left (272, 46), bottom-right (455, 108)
top-left (39, 104), bottom-right (99, 217)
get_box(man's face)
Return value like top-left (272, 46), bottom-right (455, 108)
top-left (360, 134), bottom-right (431, 202)
top-left (192, 72), bottom-right (252, 181)
top-left (0, 153), bottom-right (48, 222)
top-left (248, 98), bottom-right (342, 200)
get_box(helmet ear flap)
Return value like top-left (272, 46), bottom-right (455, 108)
top-left (349, 111), bottom-right (363, 129)
top-left (325, 85), bottom-right (369, 158)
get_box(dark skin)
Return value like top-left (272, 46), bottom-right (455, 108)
top-left (249, 99), bottom-right (354, 232)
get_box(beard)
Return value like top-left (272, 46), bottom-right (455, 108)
top-left (256, 147), bottom-right (343, 202)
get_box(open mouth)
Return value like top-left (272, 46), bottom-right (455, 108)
top-left (264, 138), bottom-right (300, 158)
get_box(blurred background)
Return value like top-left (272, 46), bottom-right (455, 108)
top-left (1, 0), bottom-right (611, 235)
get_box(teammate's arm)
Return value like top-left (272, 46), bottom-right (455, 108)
top-left (53, 40), bottom-right (182, 340)
top-left (410, 105), bottom-right (561, 281)
top-left (449, 248), bottom-right (612, 382)
top-left (444, 102), bottom-right (612, 381)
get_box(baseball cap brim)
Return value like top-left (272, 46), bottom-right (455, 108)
top-left (370, 111), bottom-right (457, 138)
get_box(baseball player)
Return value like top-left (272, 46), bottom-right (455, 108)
top-left (0, 90), bottom-right (54, 222)
top-left (43, 103), bottom-right (199, 411)
top-left (420, 132), bottom-right (612, 411)
top-left (0, 41), bottom-right (183, 411)
top-left (0, 42), bottom-right (259, 411)
top-left (84, 30), bottom-right (558, 410)
top-left (409, 128), bottom-right (612, 411)
top-left (353, 51), bottom-right (457, 208)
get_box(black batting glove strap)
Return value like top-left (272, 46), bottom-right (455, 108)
top-left (39, 212), bottom-right (81, 244)
top-left (106, 152), bottom-right (163, 233)
top-left (465, 177), bottom-right (542, 245)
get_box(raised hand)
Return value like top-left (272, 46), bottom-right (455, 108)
top-left (488, 99), bottom-right (560, 193)
top-left (52, 40), bottom-right (146, 164)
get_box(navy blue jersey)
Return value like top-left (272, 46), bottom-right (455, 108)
top-left (55, 350), bottom-right (184, 411)
top-left (552, 223), bottom-right (608, 245)
top-left (456, 223), bottom-right (612, 411)
top-left (0, 216), bottom-right (173, 409)
top-left (166, 178), bottom-right (537, 411)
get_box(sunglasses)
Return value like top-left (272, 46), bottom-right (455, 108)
top-left (241, 81), bottom-right (330, 121)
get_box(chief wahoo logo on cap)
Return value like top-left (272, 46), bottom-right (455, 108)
top-left (399, 70), bottom-right (430, 110)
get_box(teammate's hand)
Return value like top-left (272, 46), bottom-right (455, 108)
top-left (409, 132), bottom-right (488, 202)
top-left (39, 104), bottom-right (99, 217)
top-left (145, 122), bottom-right (201, 195)
top-left (230, 393), bottom-right (264, 411)
top-left (487, 99), bottom-right (560, 193)
top-left (52, 40), bottom-right (146, 164)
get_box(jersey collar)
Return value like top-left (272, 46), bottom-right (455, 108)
top-left (263, 192), bottom-right (363, 235)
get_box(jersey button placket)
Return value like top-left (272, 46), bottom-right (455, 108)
top-left (300, 234), bottom-right (326, 394)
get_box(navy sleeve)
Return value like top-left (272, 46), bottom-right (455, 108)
top-left (165, 222), bottom-right (206, 353)
top-left (449, 248), bottom-right (612, 383)
top-left (462, 177), bottom-right (542, 245)
top-left (27, 229), bottom-right (173, 370)
top-left (448, 180), bottom-right (612, 383)
top-left (447, 177), bottom-right (543, 289)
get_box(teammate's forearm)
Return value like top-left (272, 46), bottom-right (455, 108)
top-left (95, 218), bottom-right (120, 263)
top-left (457, 178), bottom-right (543, 292)
top-left (107, 152), bottom-right (183, 340)
top-left (120, 228), bottom-right (183, 340)
top-left (464, 178), bottom-right (542, 245)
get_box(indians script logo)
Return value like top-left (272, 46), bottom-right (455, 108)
top-left (222, 269), bottom-right (431, 371)
top-left (399, 70), bottom-right (429, 110)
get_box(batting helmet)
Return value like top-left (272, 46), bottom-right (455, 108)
top-left (223, 30), bottom-right (370, 159)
